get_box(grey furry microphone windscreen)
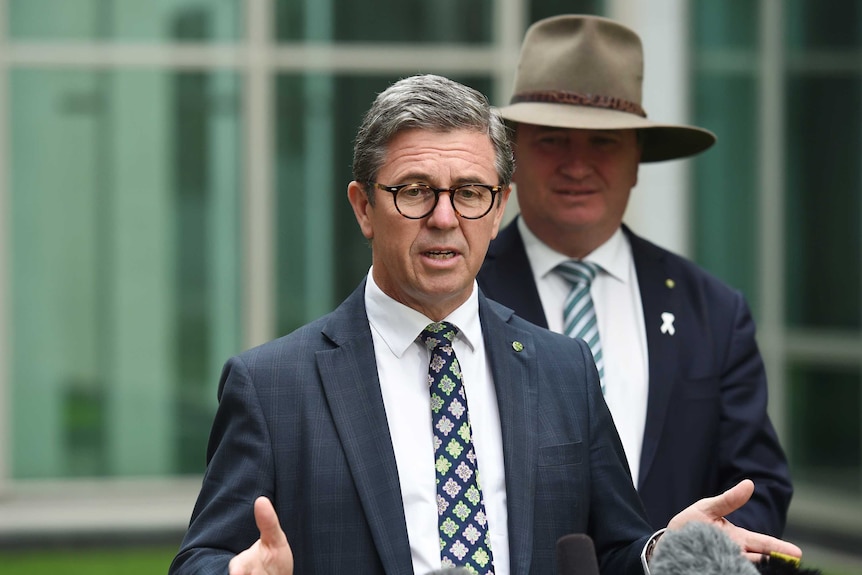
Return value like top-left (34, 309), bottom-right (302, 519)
top-left (650, 522), bottom-right (760, 575)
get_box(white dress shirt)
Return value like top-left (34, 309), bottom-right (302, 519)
top-left (518, 218), bottom-right (649, 485)
top-left (365, 269), bottom-right (510, 575)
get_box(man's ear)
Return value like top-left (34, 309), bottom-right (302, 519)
top-left (347, 181), bottom-right (374, 240)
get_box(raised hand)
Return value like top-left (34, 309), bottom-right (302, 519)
top-left (668, 479), bottom-right (801, 562)
top-left (228, 496), bottom-right (294, 575)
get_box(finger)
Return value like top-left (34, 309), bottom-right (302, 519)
top-left (701, 479), bottom-right (755, 519)
top-left (254, 496), bottom-right (288, 550)
top-left (739, 533), bottom-right (802, 559)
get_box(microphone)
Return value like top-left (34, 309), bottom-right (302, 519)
top-left (755, 553), bottom-right (822, 575)
top-left (650, 522), bottom-right (759, 575)
top-left (556, 533), bottom-right (600, 575)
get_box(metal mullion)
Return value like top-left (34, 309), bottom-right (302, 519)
top-left (242, 0), bottom-right (276, 349)
top-left (757, 0), bottom-right (787, 441)
top-left (491, 0), bottom-right (525, 107)
top-left (3, 43), bottom-right (244, 69)
top-left (269, 43), bottom-right (496, 73)
top-left (0, 0), bottom-right (10, 492)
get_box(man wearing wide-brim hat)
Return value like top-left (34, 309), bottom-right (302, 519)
top-left (478, 14), bottom-right (793, 536)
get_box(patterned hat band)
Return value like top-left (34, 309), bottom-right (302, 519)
top-left (510, 90), bottom-right (647, 118)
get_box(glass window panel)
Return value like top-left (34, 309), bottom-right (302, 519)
top-left (10, 68), bottom-right (241, 479)
top-left (275, 0), bottom-right (493, 43)
top-left (9, 0), bottom-right (241, 41)
top-left (528, 0), bottom-right (604, 23)
top-left (788, 363), bottom-right (862, 496)
top-left (274, 73), bottom-right (492, 336)
top-left (784, 75), bottom-right (861, 330)
top-left (692, 72), bottom-right (760, 312)
top-left (692, 0), bottom-right (758, 51)
top-left (786, 0), bottom-right (861, 49)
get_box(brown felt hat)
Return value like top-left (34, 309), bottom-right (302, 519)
top-left (498, 15), bottom-right (716, 162)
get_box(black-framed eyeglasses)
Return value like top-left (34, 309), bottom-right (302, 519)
top-left (371, 182), bottom-right (503, 220)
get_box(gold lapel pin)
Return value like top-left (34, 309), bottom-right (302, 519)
top-left (512, 341), bottom-right (524, 352)
top-left (665, 278), bottom-right (675, 289)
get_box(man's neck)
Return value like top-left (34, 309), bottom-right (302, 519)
top-left (519, 217), bottom-right (618, 259)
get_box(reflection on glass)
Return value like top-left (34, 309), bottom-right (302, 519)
top-left (692, 0), bottom-right (758, 51)
top-left (9, 0), bottom-right (241, 41)
top-left (784, 75), bottom-right (861, 330)
top-left (692, 72), bottom-right (759, 313)
top-left (10, 69), bottom-right (241, 478)
top-left (788, 363), bottom-right (862, 496)
top-left (529, 0), bottom-right (604, 25)
top-left (786, 0), bottom-right (862, 49)
top-left (274, 0), bottom-right (492, 43)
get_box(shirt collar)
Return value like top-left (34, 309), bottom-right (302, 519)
top-left (365, 267), bottom-right (481, 357)
top-left (517, 217), bottom-right (632, 283)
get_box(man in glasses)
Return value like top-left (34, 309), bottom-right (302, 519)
top-left (170, 74), bottom-right (800, 575)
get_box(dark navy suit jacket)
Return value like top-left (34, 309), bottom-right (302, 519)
top-left (170, 280), bottom-right (655, 575)
top-left (477, 220), bottom-right (792, 536)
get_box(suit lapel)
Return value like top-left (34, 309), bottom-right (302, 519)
top-left (318, 285), bottom-right (413, 575)
top-left (627, 229), bottom-right (679, 490)
top-left (479, 296), bottom-right (538, 575)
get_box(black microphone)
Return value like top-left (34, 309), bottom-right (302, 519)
top-left (755, 554), bottom-right (822, 575)
top-left (556, 533), bottom-right (600, 575)
top-left (650, 522), bottom-right (760, 575)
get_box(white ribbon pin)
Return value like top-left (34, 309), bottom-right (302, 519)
top-left (660, 312), bottom-right (676, 336)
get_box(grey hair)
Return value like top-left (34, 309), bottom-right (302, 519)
top-left (352, 74), bottom-right (514, 202)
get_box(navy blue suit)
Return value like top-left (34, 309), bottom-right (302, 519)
top-left (170, 280), bottom-right (655, 575)
top-left (477, 220), bottom-right (792, 536)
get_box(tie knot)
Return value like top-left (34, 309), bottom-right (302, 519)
top-left (420, 321), bottom-right (459, 350)
top-left (555, 260), bottom-right (599, 286)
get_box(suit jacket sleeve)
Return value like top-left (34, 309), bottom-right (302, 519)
top-left (712, 291), bottom-right (792, 534)
top-left (169, 355), bottom-right (277, 574)
top-left (634, 230), bottom-right (793, 535)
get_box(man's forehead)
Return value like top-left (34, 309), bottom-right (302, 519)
top-left (384, 128), bottom-right (495, 157)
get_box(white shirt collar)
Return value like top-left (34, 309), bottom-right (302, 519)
top-left (365, 267), bottom-right (481, 357)
top-left (517, 217), bottom-right (631, 284)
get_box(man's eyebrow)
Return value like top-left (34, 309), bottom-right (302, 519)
top-left (386, 173), bottom-right (495, 186)
top-left (382, 172), bottom-right (432, 184)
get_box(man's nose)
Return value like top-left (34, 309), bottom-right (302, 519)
top-left (560, 148), bottom-right (593, 179)
top-left (426, 191), bottom-right (460, 227)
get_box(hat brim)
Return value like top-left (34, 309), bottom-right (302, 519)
top-left (497, 102), bottom-right (716, 163)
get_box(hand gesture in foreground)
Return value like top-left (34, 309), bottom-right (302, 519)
top-left (668, 479), bottom-right (802, 562)
top-left (229, 496), bottom-right (294, 575)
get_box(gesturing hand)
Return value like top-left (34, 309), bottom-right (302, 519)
top-left (228, 496), bottom-right (294, 575)
top-left (668, 479), bottom-right (801, 562)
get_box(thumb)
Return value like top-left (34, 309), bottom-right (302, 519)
top-left (254, 496), bottom-right (288, 550)
top-left (700, 479), bottom-right (755, 519)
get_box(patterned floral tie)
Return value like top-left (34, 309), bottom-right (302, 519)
top-left (556, 260), bottom-right (605, 394)
top-left (420, 321), bottom-right (494, 574)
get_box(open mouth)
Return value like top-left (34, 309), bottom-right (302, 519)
top-left (425, 250), bottom-right (456, 259)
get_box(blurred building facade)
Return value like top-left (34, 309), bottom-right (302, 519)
top-left (0, 0), bottom-right (860, 555)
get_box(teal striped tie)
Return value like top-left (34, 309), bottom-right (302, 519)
top-left (556, 260), bottom-right (604, 394)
